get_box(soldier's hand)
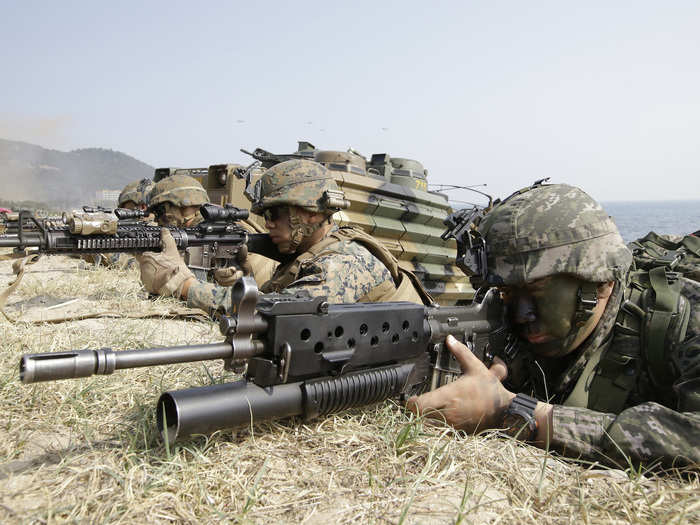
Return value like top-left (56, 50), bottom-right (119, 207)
top-left (406, 335), bottom-right (516, 432)
top-left (212, 246), bottom-right (252, 286)
top-left (135, 228), bottom-right (196, 298)
top-left (212, 267), bottom-right (245, 287)
top-left (236, 245), bottom-right (253, 277)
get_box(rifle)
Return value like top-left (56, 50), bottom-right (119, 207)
top-left (0, 203), bottom-right (279, 268)
top-left (0, 211), bottom-right (65, 235)
top-left (19, 276), bottom-right (516, 444)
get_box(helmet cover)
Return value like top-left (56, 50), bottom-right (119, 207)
top-left (118, 178), bottom-right (154, 207)
top-left (147, 174), bottom-right (209, 210)
top-left (477, 184), bottom-right (632, 286)
top-left (248, 159), bottom-right (347, 215)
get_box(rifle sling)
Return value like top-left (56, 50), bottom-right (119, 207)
top-left (0, 253), bottom-right (43, 322)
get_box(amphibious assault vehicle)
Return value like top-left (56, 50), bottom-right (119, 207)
top-left (155, 142), bottom-right (474, 304)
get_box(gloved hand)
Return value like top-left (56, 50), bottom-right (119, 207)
top-left (135, 228), bottom-right (195, 298)
top-left (212, 246), bottom-right (252, 286)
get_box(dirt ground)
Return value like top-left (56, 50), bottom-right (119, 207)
top-left (0, 254), bottom-right (698, 524)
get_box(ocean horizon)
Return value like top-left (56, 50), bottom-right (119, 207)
top-left (601, 200), bottom-right (700, 242)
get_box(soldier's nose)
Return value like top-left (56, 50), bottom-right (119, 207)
top-left (514, 296), bottom-right (537, 324)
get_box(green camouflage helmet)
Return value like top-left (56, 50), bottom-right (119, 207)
top-left (248, 159), bottom-right (349, 215)
top-left (476, 183), bottom-right (632, 286)
top-left (118, 178), bottom-right (154, 207)
top-left (147, 174), bottom-right (209, 210)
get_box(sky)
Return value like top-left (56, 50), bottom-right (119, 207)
top-left (1, 0), bottom-right (699, 203)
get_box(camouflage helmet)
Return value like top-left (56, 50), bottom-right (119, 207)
top-left (147, 174), bottom-right (209, 210)
top-left (118, 178), bottom-right (154, 207)
top-left (248, 159), bottom-right (349, 215)
top-left (475, 183), bottom-right (632, 286)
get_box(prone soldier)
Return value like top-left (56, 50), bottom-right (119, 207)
top-left (409, 183), bottom-right (700, 470)
top-left (118, 178), bottom-right (154, 211)
top-left (82, 178), bottom-right (155, 268)
top-left (137, 160), bottom-right (429, 313)
top-left (136, 173), bottom-right (277, 297)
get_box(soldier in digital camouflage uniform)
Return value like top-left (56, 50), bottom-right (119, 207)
top-left (409, 183), bottom-right (700, 470)
top-left (138, 160), bottom-right (427, 315)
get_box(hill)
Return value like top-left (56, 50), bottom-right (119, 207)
top-left (0, 138), bottom-right (154, 206)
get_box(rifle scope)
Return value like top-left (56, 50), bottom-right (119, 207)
top-left (200, 204), bottom-right (249, 222)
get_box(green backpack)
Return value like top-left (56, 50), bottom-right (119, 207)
top-left (587, 231), bottom-right (700, 413)
top-left (628, 231), bottom-right (700, 281)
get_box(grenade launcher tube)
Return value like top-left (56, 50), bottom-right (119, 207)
top-left (157, 363), bottom-right (415, 444)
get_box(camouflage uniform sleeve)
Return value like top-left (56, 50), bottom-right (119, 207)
top-left (284, 249), bottom-right (393, 304)
top-left (550, 403), bottom-right (700, 469)
top-left (186, 280), bottom-right (231, 315)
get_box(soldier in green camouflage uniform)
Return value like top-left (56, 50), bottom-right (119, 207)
top-left (409, 183), bottom-right (700, 470)
top-left (140, 160), bottom-right (426, 314)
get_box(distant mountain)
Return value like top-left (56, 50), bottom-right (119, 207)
top-left (0, 138), bottom-right (154, 206)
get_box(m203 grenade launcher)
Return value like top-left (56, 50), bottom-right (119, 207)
top-left (19, 277), bottom-right (512, 444)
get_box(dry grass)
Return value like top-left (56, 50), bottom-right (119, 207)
top-left (1, 254), bottom-right (698, 524)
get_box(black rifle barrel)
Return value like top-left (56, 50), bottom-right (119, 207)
top-left (0, 233), bottom-right (41, 247)
top-left (20, 342), bottom-right (233, 383)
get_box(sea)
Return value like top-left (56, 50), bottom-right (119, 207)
top-left (602, 200), bottom-right (700, 242)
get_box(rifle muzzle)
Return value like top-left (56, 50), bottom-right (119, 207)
top-left (20, 342), bottom-right (233, 383)
top-left (20, 348), bottom-right (117, 383)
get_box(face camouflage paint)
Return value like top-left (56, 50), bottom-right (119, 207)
top-left (502, 275), bottom-right (598, 357)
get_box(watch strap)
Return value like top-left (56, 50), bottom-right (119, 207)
top-left (503, 393), bottom-right (539, 441)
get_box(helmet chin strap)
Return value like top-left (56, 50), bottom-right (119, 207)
top-left (559, 282), bottom-right (600, 352)
top-left (285, 206), bottom-right (328, 253)
top-left (518, 281), bottom-right (600, 357)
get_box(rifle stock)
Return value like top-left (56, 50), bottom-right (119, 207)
top-left (20, 277), bottom-right (514, 444)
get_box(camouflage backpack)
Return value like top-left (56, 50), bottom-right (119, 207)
top-left (588, 231), bottom-right (700, 412)
top-left (628, 231), bottom-right (700, 281)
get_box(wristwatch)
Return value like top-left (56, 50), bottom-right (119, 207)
top-left (502, 393), bottom-right (539, 441)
